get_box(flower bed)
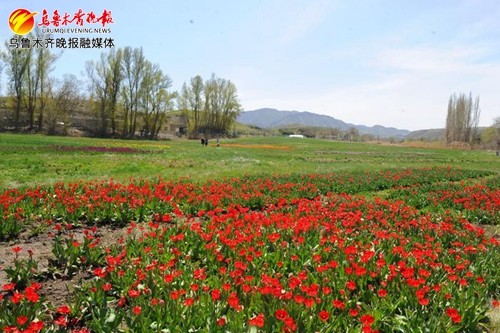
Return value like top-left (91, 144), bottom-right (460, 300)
top-left (0, 167), bottom-right (498, 332)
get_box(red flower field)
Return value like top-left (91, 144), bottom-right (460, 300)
top-left (0, 167), bottom-right (499, 332)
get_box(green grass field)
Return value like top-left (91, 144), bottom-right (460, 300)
top-left (1, 133), bottom-right (499, 190)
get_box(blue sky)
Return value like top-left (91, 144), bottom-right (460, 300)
top-left (1, 0), bottom-right (499, 130)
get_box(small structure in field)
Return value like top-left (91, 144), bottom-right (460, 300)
top-left (289, 134), bottom-right (304, 138)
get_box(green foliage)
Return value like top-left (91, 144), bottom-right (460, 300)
top-left (481, 126), bottom-right (497, 149)
top-left (445, 92), bottom-right (481, 145)
top-left (1, 134), bottom-right (499, 191)
top-left (179, 73), bottom-right (242, 137)
top-left (4, 252), bottom-right (39, 290)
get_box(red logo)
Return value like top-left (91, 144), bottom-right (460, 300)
top-left (9, 9), bottom-right (38, 35)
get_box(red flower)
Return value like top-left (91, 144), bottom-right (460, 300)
top-left (132, 306), bottom-right (141, 315)
top-left (54, 316), bottom-right (68, 326)
top-left (2, 283), bottom-right (16, 291)
top-left (12, 246), bottom-right (22, 253)
top-left (16, 316), bottom-right (28, 326)
top-left (294, 295), bottom-right (305, 304)
top-left (217, 317), bottom-right (226, 326)
top-left (332, 299), bottom-right (345, 310)
top-left (446, 308), bottom-right (461, 323)
top-left (128, 289), bottom-right (140, 298)
top-left (211, 288), bottom-right (221, 301)
top-left (170, 290), bottom-right (181, 300)
top-left (275, 309), bottom-right (289, 321)
top-left (361, 314), bottom-right (375, 325)
top-left (11, 291), bottom-right (24, 303)
top-left (28, 320), bottom-right (44, 332)
top-left (378, 289), bottom-right (387, 298)
top-left (118, 296), bottom-right (127, 307)
top-left (349, 309), bottom-right (359, 317)
top-left (304, 298), bottom-right (315, 308)
top-left (184, 297), bottom-right (195, 306)
top-left (362, 326), bottom-right (376, 333)
top-left (228, 292), bottom-right (242, 311)
top-left (57, 305), bottom-right (71, 315)
top-left (283, 316), bottom-right (296, 331)
top-left (193, 268), bottom-right (206, 280)
top-left (319, 310), bottom-right (330, 322)
top-left (249, 313), bottom-right (265, 327)
top-left (355, 266), bottom-right (367, 276)
top-left (268, 232), bottom-right (280, 243)
top-left (346, 280), bottom-right (357, 290)
top-left (419, 298), bottom-right (429, 306)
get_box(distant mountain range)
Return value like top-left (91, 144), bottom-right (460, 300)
top-left (237, 108), bottom-right (411, 139)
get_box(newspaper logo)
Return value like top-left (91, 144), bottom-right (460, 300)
top-left (9, 9), bottom-right (38, 35)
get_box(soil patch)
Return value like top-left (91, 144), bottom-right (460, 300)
top-left (0, 223), bottom-right (143, 308)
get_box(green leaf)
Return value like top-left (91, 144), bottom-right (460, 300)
top-left (105, 311), bottom-right (116, 323)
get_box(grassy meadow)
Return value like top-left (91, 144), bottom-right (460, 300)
top-left (1, 133), bottom-right (499, 190)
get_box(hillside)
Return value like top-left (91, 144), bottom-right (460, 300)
top-left (405, 127), bottom-right (488, 141)
top-left (405, 129), bottom-right (445, 141)
top-left (238, 108), bottom-right (410, 138)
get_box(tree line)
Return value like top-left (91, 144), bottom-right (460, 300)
top-left (178, 74), bottom-right (242, 137)
top-left (445, 93), bottom-right (481, 145)
top-left (1, 31), bottom-right (497, 147)
top-left (0, 31), bottom-right (241, 139)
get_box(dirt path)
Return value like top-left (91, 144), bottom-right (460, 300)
top-left (0, 224), bottom-right (142, 308)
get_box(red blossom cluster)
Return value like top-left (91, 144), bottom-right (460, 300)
top-left (1, 168), bottom-right (498, 331)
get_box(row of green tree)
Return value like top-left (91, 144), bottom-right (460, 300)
top-left (444, 93), bottom-right (499, 150)
top-left (179, 75), bottom-right (241, 137)
top-left (445, 93), bottom-right (481, 144)
top-left (0, 31), bottom-right (241, 138)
